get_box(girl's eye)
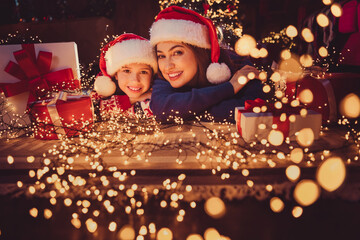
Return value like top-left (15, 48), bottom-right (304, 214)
top-left (157, 54), bottom-right (165, 59)
top-left (122, 69), bottom-right (131, 73)
top-left (140, 70), bottom-right (150, 75)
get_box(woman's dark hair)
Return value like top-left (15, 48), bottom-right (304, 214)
top-left (155, 43), bottom-right (235, 88)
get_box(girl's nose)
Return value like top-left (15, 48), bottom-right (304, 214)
top-left (129, 72), bottom-right (140, 82)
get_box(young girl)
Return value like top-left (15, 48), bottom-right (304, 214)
top-left (93, 33), bottom-right (157, 117)
top-left (149, 6), bottom-right (265, 123)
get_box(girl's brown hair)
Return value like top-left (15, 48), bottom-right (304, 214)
top-left (155, 43), bottom-right (235, 88)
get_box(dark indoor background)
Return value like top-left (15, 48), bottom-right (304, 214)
top-left (0, 0), bottom-right (326, 66)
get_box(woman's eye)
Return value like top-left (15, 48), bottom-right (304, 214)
top-left (157, 54), bottom-right (165, 59)
top-left (174, 50), bottom-right (183, 56)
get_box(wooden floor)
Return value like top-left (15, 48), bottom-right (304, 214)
top-left (0, 123), bottom-right (360, 240)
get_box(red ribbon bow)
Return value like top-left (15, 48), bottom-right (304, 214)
top-left (0, 44), bottom-right (79, 103)
top-left (238, 98), bottom-right (304, 139)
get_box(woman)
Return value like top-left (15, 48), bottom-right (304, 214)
top-left (149, 6), bottom-right (265, 123)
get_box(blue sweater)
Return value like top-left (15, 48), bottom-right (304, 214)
top-left (150, 78), bottom-right (264, 123)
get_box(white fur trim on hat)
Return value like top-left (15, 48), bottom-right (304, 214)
top-left (94, 75), bottom-right (116, 97)
top-left (150, 19), bottom-right (211, 49)
top-left (206, 63), bottom-right (232, 84)
top-left (105, 39), bottom-right (157, 76)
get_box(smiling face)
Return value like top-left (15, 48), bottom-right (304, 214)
top-left (115, 63), bottom-right (152, 103)
top-left (156, 41), bottom-right (198, 88)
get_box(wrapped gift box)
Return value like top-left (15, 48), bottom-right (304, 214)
top-left (0, 42), bottom-right (81, 126)
top-left (29, 93), bottom-right (94, 140)
top-left (285, 73), bottom-right (360, 123)
top-left (235, 104), bottom-right (322, 143)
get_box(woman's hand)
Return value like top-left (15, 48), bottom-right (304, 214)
top-left (229, 65), bottom-right (259, 94)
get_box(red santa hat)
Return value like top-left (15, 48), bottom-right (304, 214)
top-left (94, 33), bottom-right (157, 97)
top-left (149, 6), bottom-right (231, 84)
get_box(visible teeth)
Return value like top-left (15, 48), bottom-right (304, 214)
top-left (128, 87), bottom-right (141, 91)
top-left (169, 72), bottom-right (181, 78)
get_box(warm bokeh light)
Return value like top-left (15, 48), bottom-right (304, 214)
top-left (71, 218), bottom-right (81, 229)
top-left (296, 128), bottom-right (315, 147)
top-left (270, 72), bottom-right (281, 82)
top-left (259, 71), bottom-right (267, 81)
top-left (268, 130), bottom-right (284, 146)
top-left (204, 228), bottom-right (221, 240)
top-left (331, 3), bottom-right (342, 17)
top-left (250, 48), bottom-right (260, 58)
top-left (44, 209), bottom-right (52, 219)
top-left (300, 54), bottom-right (313, 67)
top-left (29, 208), bottom-right (38, 218)
top-left (238, 76), bottom-right (247, 84)
top-left (235, 34), bottom-right (257, 56)
top-left (286, 165), bottom-right (301, 181)
top-left (109, 222), bottom-right (117, 232)
top-left (157, 228), bottom-right (173, 240)
top-left (280, 49), bottom-right (291, 60)
top-left (339, 93), bottom-right (360, 118)
top-left (301, 28), bottom-right (314, 42)
top-left (85, 218), bottom-right (97, 233)
top-left (322, 0), bottom-right (333, 5)
top-left (204, 197), bottom-right (226, 219)
top-left (293, 180), bottom-right (320, 206)
top-left (292, 206), bottom-right (303, 218)
top-left (259, 48), bottom-right (268, 58)
top-left (316, 13), bottom-right (329, 27)
top-left (317, 157), bottom-right (346, 192)
top-left (286, 25), bottom-right (298, 38)
top-left (117, 225), bottom-right (136, 240)
top-left (7, 155), bottom-right (14, 164)
top-left (299, 89), bottom-right (314, 104)
top-left (26, 156), bottom-right (35, 163)
top-left (318, 46), bottom-right (328, 57)
top-left (186, 234), bottom-right (203, 240)
top-left (270, 197), bottom-right (285, 213)
top-left (279, 56), bottom-right (303, 82)
top-left (263, 85), bottom-right (271, 93)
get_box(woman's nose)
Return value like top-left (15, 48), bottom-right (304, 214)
top-left (164, 58), bottom-right (175, 71)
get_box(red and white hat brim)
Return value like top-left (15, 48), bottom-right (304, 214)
top-left (150, 19), bottom-right (211, 49)
top-left (105, 39), bottom-right (157, 76)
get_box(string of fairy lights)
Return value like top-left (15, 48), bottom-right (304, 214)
top-left (1, 0), bottom-right (360, 238)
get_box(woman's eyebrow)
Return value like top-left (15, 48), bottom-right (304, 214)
top-left (157, 45), bottom-right (184, 53)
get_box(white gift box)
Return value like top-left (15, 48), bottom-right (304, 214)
top-left (235, 107), bottom-right (322, 143)
top-left (0, 42), bottom-right (80, 126)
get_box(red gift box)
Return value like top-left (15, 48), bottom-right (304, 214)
top-left (0, 42), bottom-right (81, 126)
top-left (285, 73), bottom-right (360, 124)
top-left (235, 98), bottom-right (322, 143)
top-left (29, 92), bottom-right (94, 140)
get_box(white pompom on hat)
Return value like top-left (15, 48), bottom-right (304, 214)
top-left (94, 33), bottom-right (158, 97)
top-left (149, 6), bottom-right (231, 84)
